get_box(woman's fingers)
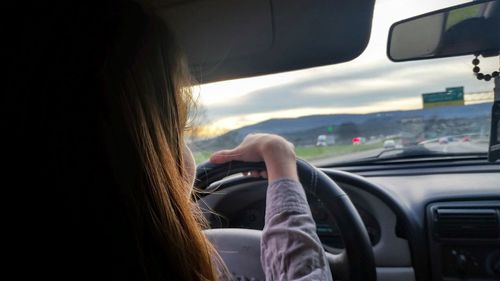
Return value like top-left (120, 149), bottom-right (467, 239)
top-left (209, 133), bottom-right (297, 181)
top-left (209, 148), bottom-right (242, 164)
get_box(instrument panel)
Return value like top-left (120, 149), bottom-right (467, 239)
top-left (227, 192), bottom-right (381, 250)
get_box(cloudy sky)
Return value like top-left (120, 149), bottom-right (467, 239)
top-left (193, 0), bottom-right (497, 133)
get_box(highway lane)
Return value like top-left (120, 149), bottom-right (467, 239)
top-left (423, 141), bottom-right (488, 153)
top-left (310, 141), bottom-right (488, 166)
top-left (310, 148), bottom-right (384, 166)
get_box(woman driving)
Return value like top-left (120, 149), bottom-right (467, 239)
top-left (17, 1), bottom-right (332, 280)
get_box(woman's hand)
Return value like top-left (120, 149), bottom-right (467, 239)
top-left (209, 134), bottom-right (298, 182)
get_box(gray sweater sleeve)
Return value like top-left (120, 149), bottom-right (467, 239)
top-left (260, 178), bottom-right (333, 281)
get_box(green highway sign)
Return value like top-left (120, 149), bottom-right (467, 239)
top-left (422, 86), bottom-right (464, 108)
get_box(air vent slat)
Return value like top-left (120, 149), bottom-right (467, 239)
top-left (435, 208), bottom-right (499, 239)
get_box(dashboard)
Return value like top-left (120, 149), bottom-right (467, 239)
top-left (198, 160), bottom-right (500, 281)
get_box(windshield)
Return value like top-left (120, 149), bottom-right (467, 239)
top-left (187, 0), bottom-right (497, 165)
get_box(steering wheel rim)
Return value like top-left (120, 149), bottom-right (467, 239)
top-left (196, 159), bottom-right (376, 281)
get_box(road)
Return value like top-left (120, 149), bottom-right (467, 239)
top-left (422, 141), bottom-right (487, 153)
top-left (310, 141), bottom-right (488, 166)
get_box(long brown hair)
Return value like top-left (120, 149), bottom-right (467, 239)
top-left (100, 2), bottom-right (219, 280)
top-left (8, 1), bottom-right (221, 280)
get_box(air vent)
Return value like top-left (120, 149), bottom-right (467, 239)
top-left (435, 208), bottom-right (500, 239)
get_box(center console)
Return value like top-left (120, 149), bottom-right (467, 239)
top-left (427, 201), bottom-right (500, 281)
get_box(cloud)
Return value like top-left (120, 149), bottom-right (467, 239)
top-left (197, 0), bottom-right (495, 130)
top-left (203, 57), bottom-right (491, 123)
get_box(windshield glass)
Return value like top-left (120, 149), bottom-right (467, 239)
top-left (187, 0), bottom-right (497, 165)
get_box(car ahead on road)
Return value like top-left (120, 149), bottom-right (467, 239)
top-left (316, 135), bottom-right (335, 146)
top-left (352, 137), bottom-right (362, 145)
top-left (463, 135), bottom-right (471, 142)
top-left (383, 139), bottom-right (396, 149)
top-left (438, 137), bottom-right (449, 145)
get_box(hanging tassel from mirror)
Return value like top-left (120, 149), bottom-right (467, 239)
top-left (472, 55), bottom-right (499, 81)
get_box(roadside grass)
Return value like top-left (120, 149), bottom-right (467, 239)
top-left (193, 150), bottom-right (213, 164)
top-left (193, 141), bottom-right (383, 164)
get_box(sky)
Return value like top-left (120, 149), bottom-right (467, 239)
top-left (192, 0), bottom-right (498, 135)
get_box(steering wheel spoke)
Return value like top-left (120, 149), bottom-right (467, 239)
top-left (204, 228), bottom-right (266, 280)
top-left (326, 251), bottom-right (350, 281)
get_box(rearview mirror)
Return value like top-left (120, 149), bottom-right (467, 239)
top-left (387, 0), bottom-right (500, 62)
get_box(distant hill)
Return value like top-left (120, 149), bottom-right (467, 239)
top-left (192, 102), bottom-right (491, 150)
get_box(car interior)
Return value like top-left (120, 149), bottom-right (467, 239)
top-left (157, 0), bottom-right (500, 281)
top-left (13, 1), bottom-right (499, 281)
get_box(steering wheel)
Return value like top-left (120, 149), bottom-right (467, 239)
top-left (196, 159), bottom-right (376, 281)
